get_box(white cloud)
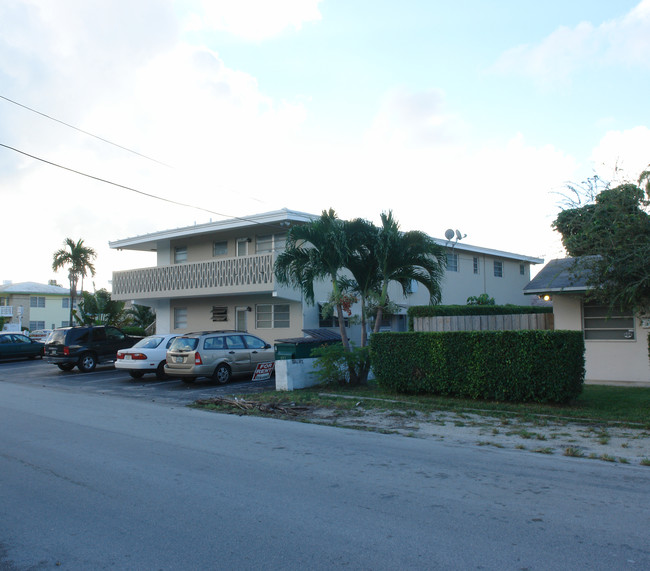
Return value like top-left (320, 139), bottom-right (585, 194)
top-left (491, 0), bottom-right (650, 82)
top-left (185, 0), bottom-right (323, 41)
top-left (590, 126), bottom-right (650, 183)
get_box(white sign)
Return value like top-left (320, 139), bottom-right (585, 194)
top-left (252, 362), bottom-right (275, 381)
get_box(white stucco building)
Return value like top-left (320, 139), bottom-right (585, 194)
top-left (110, 209), bottom-right (543, 345)
top-left (0, 281), bottom-right (74, 331)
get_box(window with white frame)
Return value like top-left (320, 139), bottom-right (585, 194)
top-left (446, 253), bottom-right (459, 272)
top-left (173, 307), bottom-right (188, 329)
top-left (29, 321), bottom-right (45, 330)
top-left (256, 233), bottom-right (287, 254)
top-left (174, 246), bottom-right (187, 264)
top-left (473, 257), bottom-right (479, 275)
top-left (583, 304), bottom-right (635, 341)
top-left (30, 296), bottom-right (45, 308)
top-left (213, 241), bottom-right (228, 256)
top-left (494, 260), bottom-right (503, 277)
top-left (256, 304), bottom-right (290, 328)
top-left (520, 263), bottom-right (525, 276)
top-left (62, 298), bottom-right (77, 309)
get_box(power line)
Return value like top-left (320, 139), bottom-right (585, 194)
top-left (0, 94), bottom-right (172, 168)
top-left (0, 143), bottom-right (294, 231)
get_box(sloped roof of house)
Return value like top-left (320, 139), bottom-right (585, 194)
top-left (0, 281), bottom-right (70, 295)
top-left (523, 258), bottom-right (594, 295)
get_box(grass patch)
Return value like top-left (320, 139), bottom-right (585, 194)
top-left (216, 383), bottom-right (650, 426)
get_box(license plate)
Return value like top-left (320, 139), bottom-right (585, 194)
top-left (174, 356), bottom-right (183, 363)
top-left (125, 354), bottom-right (132, 360)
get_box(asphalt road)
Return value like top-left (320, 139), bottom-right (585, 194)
top-left (1, 360), bottom-right (649, 570)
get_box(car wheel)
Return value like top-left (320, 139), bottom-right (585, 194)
top-left (213, 363), bottom-right (231, 384)
top-left (129, 371), bottom-right (144, 379)
top-left (155, 362), bottom-right (168, 380)
top-left (78, 353), bottom-right (97, 373)
top-left (57, 363), bottom-right (75, 371)
top-left (181, 377), bottom-right (196, 384)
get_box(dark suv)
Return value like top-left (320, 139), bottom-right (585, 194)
top-left (45, 326), bottom-right (139, 372)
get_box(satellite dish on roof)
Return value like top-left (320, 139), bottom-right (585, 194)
top-left (455, 229), bottom-right (466, 241)
top-left (444, 229), bottom-right (455, 241)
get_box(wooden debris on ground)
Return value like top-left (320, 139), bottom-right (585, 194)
top-left (195, 396), bottom-right (310, 416)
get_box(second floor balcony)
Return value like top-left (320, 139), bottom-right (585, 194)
top-left (111, 253), bottom-right (300, 301)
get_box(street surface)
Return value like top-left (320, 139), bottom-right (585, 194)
top-left (1, 360), bottom-right (649, 569)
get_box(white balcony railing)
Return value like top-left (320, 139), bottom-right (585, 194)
top-left (112, 254), bottom-right (276, 299)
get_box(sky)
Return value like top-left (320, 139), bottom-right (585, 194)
top-left (1, 0), bottom-right (649, 291)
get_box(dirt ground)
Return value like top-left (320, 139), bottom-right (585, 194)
top-left (303, 397), bottom-right (650, 466)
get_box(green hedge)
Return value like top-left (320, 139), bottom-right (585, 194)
top-left (408, 305), bottom-right (552, 317)
top-left (369, 330), bottom-right (585, 403)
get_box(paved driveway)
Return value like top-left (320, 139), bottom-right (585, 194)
top-left (0, 358), bottom-right (275, 405)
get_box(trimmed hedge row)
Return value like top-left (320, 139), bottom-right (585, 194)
top-left (408, 305), bottom-right (552, 317)
top-left (369, 330), bottom-right (585, 403)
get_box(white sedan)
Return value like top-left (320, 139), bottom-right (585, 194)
top-left (115, 334), bottom-right (179, 379)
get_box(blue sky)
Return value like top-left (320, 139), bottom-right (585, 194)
top-left (1, 0), bottom-right (649, 289)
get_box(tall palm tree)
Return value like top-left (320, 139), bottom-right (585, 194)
top-left (274, 209), bottom-right (352, 350)
top-left (52, 238), bottom-right (97, 325)
top-left (372, 211), bottom-right (446, 333)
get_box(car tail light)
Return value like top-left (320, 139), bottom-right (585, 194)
top-left (194, 352), bottom-right (202, 365)
top-left (63, 346), bottom-right (70, 356)
top-left (130, 353), bottom-right (147, 360)
top-left (117, 352), bottom-right (124, 359)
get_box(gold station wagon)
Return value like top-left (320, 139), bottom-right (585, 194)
top-left (164, 330), bottom-right (274, 384)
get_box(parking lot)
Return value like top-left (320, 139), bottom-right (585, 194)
top-left (0, 357), bottom-right (276, 406)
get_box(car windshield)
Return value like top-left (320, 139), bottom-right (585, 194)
top-left (169, 337), bottom-right (199, 352)
top-left (133, 336), bottom-right (164, 349)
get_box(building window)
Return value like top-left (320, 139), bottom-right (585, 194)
top-left (494, 261), bottom-right (503, 278)
top-left (62, 298), bottom-right (77, 309)
top-left (61, 321), bottom-right (70, 327)
top-left (446, 253), bottom-right (459, 272)
top-left (318, 303), bottom-right (350, 328)
top-left (29, 321), bottom-right (45, 330)
top-left (211, 306), bottom-right (228, 322)
top-left (174, 246), bottom-right (187, 264)
top-left (237, 238), bottom-right (249, 257)
top-left (473, 257), bottom-right (479, 275)
top-left (256, 233), bottom-right (287, 254)
top-left (583, 304), bottom-right (635, 341)
top-left (173, 307), bottom-right (188, 329)
top-left (213, 241), bottom-right (228, 256)
top-left (520, 263), bottom-right (525, 276)
top-left (30, 296), bottom-right (45, 308)
top-left (256, 304), bottom-right (290, 328)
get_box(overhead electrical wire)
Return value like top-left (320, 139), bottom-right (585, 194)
top-left (0, 143), bottom-right (294, 231)
top-left (0, 94), bottom-right (172, 168)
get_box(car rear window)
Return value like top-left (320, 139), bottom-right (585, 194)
top-left (169, 337), bottom-right (199, 352)
top-left (134, 336), bottom-right (164, 349)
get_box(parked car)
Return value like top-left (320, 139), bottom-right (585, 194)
top-left (0, 332), bottom-right (44, 360)
top-left (165, 331), bottom-right (274, 384)
top-left (29, 329), bottom-right (53, 342)
top-left (44, 325), bottom-right (140, 372)
top-left (115, 334), bottom-right (178, 380)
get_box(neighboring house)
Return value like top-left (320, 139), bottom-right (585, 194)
top-left (0, 281), bottom-right (76, 331)
top-left (109, 209), bottom-right (543, 345)
top-left (524, 258), bottom-right (650, 385)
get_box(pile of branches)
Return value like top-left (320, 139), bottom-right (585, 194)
top-left (195, 396), bottom-right (310, 416)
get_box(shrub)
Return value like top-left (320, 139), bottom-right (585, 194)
top-left (121, 326), bottom-right (146, 337)
top-left (312, 343), bottom-right (371, 385)
top-left (369, 330), bottom-right (584, 403)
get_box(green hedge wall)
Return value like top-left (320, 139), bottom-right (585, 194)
top-left (369, 330), bottom-right (585, 403)
top-left (408, 305), bottom-right (552, 317)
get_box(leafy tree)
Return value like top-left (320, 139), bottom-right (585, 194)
top-left (275, 209), bottom-right (353, 351)
top-left (552, 178), bottom-right (650, 313)
top-left (467, 293), bottom-right (495, 305)
top-left (77, 289), bottom-right (125, 326)
top-left (52, 238), bottom-right (96, 325)
top-left (125, 304), bottom-right (156, 330)
top-left (372, 211), bottom-right (446, 333)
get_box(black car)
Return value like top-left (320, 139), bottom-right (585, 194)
top-left (45, 326), bottom-right (139, 372)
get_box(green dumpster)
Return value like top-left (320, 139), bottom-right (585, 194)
top-left (274, 334), bottom-right (340, 360)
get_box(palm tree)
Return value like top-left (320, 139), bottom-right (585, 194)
top-left (274, 209), bottom-right (353, 350)
top-left (52, 238), bottom-right (97, 325)
top-left (372, 211), bottom-right (446, 333)
top-left (126, 304), bottom-right (156, 330)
